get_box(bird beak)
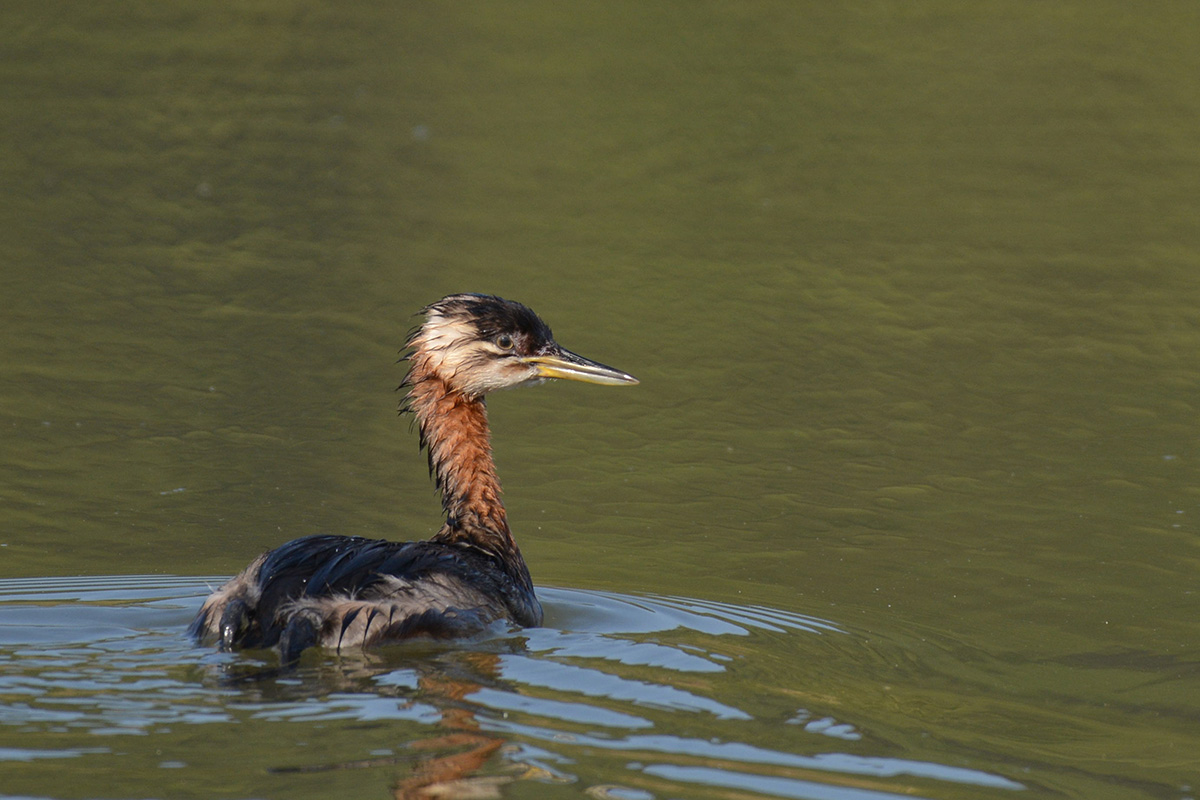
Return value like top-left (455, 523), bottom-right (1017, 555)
top-left (522, 347), bottom-right (639, 386)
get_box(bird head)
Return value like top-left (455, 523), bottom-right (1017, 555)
top-left (405, 294), bottom-right (638, 399)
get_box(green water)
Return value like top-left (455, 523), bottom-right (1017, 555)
top-left (2, 2), bottom-right (1199, 798)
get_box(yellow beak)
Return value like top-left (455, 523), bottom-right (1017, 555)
top-left (522, 347), bottom-right (639, 386)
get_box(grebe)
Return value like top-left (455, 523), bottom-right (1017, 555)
top-left (189, 293), bottom-right (637, 664)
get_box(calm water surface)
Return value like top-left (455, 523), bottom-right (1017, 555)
top-left (2, 2), bottom-right (1199, 798)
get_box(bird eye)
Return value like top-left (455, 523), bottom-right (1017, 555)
top-left (495, 334), bottom-right (515, 351)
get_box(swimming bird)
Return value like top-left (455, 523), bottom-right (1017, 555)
top-left (189, 293), bottom-right (637, 665)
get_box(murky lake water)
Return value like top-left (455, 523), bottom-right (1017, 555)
top-left (3, 2), bottom-right (1199, 798)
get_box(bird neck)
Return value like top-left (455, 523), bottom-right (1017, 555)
top-left (406, 375), bottom-right (527, 572)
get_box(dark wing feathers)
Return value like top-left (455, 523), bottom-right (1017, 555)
top-left (193, 534), bottom-right (540, 658)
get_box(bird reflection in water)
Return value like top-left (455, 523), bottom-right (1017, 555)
top-left (390, 653), bottom-right (512, 800)
top-left (261, 649), bottom-right (544, 799)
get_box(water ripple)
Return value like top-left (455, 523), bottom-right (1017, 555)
top-left (0, 575), bottom-right (1024, 799)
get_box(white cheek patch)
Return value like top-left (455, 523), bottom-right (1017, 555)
top-left (469, 362), bottom-right (526, 394)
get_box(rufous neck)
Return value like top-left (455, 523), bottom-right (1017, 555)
top-left (406, 375), bottom-right (517, 554)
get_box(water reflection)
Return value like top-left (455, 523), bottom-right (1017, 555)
top-left (0, 576), bottom-right (1022, 799)
top-left (262, 654), bottom-right (513, 800)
